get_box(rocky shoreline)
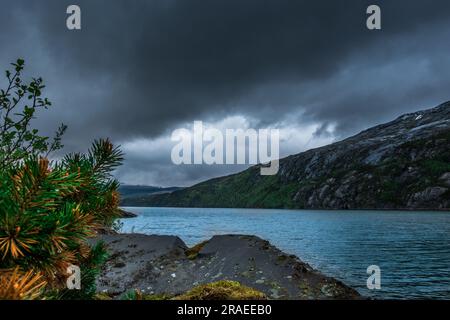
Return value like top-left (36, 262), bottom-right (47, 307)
top-left (117, 208), bottom-right (138, 218)
top-left (92, 233), bottom-right (360, 300)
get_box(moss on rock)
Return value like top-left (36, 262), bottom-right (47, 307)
top-left (173, 280), bottom-right (266, 300)
top-left (185, 240), bottom-right (208, 260)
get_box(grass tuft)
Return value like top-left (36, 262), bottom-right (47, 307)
top-left (173, 280), bottom-right (266, 300)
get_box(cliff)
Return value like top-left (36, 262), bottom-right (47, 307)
top-left (136, 101), bottom-right (450, 210)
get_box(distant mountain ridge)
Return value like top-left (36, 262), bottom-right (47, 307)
top-left (128, 102), bottom-right (450, 210)
top-left (119, 185), bottom-right (182, 205)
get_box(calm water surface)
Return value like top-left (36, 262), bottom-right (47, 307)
top-left (120, 207), bottom-right (450, 299)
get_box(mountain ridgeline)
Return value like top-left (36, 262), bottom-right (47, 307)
top-left (119, 185), bottom-right (182, 206)
top-left (137, 102), bottom-right (450, 210)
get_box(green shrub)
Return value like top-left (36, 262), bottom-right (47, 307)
top-left (422, 159), bottom-right (450, 176)
top-left (0, 59), bottom-right (124, 299)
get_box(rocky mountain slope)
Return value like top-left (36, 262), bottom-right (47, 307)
top-left (139, 102), bottom-right (450, 210)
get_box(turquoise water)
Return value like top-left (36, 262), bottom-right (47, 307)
top-left (119, 207), bottom-right (450, 299)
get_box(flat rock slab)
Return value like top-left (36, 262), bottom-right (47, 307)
top-left (93, 234), bottom-right (360, 299)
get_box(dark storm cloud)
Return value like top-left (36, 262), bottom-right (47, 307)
top-left (1, 0), bottom-right (450, 185)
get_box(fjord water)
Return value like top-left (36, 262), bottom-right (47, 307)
top-left (120, 207), bottom-right (450, 299)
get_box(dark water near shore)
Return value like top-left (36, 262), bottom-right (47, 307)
top-left (120, 207), bottom-right (450, 299)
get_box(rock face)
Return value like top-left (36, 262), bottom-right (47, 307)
top-left (117, 209), bottom-right (138, 218)
top-left (94, 234), bottom-right (360, 300)
top-left (138, 101), bottom-right (450, 210)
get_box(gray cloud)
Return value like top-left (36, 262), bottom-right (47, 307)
top-left (1, 0), bottom-right (450, 185)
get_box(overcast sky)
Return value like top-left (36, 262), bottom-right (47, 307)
top-left (1, 0), bottom-right (450, 186)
